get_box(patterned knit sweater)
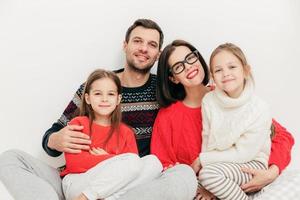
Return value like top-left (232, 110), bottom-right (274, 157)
top-left (42, 69), bottom-right (159, 157)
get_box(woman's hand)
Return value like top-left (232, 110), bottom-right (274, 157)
top-left (191, 158), bottom-right (201, 175)
top-left (89, 147), bottom-right (109, 155)
top-left (241, 165), bottom-right (279, 192)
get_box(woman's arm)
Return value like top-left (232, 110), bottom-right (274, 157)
top-left (241, 165), bottom-right (279, 192)
top-left (241, 119), bottom-right (295, 192)
top-left (268, 119), bottom-right (294, 172)
top-left (150, 109), bottom-right (177, 169)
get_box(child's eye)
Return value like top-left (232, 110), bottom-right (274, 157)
top-left (109, 93), bottom-right (116, 96)
top-left (229, 65), bottom-right (236, 69)
top-left (214, 69), bottom-right (221, 73)
top-left (94, 92), bottom-right (101, 95)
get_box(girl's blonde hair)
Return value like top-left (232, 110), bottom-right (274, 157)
top-left (80, 69), bottom-right (122, 150)
top-left (209, 43), bottom-right (253, 80)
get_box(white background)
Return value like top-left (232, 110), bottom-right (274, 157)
top-left (0, 0), bottom-right (299, 198)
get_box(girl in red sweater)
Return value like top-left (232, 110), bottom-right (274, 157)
top-left (61, 69), bottom-right (162, 200)
top-left (151, 40), bottom-right (294, 199)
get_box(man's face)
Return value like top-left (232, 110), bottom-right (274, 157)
top-left (123, 26), bottom-right (161, 74)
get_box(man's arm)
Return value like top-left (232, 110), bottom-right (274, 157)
top-left (42, 83), bottom-right (91, 157)
top-left (42, 122), bottom-right (65, 157)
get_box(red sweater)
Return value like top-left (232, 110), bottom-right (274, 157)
top-left (151, 101), bottom-right (294, 173)
top-left (151, 101), bottom-right (202, 168)
top-left (61, 116), bottom-right (138, 176)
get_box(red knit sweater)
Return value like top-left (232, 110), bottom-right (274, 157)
top-left (151, 101), bottom-right (202, 168)
top-left (61, 116), bottom-right (138, 176)
top-left (151, 101), bottom-right (294, 172)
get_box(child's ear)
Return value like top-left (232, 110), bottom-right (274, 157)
top-left (169, 75), bottom-right (179, 84)
top-left (244, 65), bottom-right (251, 77)
top-left (85, 93), bottom-right (91, 104)
top-left (117, 94), bottom-right (122, 105)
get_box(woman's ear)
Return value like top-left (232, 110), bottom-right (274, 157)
top-left (168, 75), bottom-right (179, 84)
top-left (85, 93), bottom-right (91, 104)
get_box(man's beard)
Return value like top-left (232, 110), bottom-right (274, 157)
top-left (127, 59), bottom-right (154, 75)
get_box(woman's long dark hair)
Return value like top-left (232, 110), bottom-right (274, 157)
top-left (156, 39), bottom-right (210, 107)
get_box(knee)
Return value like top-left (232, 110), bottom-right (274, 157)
top-left (198, 165), bottom-right (222, 183)
top-left (0, 149), bottom-right (24, 164)
top-left (125, 154), bottom-right (143, 177)
top-left (142, 155), bottom-right (163, 173)
top-left (172, 164), bottom-right (197, 183)
top-left (165, 164), bottom-right (197, 200)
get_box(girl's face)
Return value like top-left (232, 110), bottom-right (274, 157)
top-left (210, 50), bottom-right (248, 98)
top-left (85, 78), bottom-right (121, 122)
top-left (168, 46), bottom-right (205, 88)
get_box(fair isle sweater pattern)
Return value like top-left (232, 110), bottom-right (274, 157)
top-left (43, 72), bottom-right (159, 157)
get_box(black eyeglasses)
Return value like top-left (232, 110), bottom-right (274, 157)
top-left (170, 50), bottom-right (199, 75)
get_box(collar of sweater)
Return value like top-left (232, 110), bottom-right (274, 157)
top-left (214, 79), bottom-right (254, 108)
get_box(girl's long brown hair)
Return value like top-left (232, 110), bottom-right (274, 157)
top-left (80, 69), bottom-right (122, 151)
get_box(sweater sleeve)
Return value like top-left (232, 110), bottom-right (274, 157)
top-left (42, 83), bottom-right (84, 157)
top-left (151, 109), bottom-right (177, 168)
top-left (268, 119), bottom-right (294, 173)
top-left (63, 117), bottom-right (114, 174)
top-left (122, 126), bottom-right (139, 154)
top-left (200, 106), bottom-right (272, 166)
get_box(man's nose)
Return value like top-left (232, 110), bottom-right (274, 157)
top-left (138, 42), bottom-right (148, 52)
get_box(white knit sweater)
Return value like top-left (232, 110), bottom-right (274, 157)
top-left (200, 79), bottom-right (271, 167)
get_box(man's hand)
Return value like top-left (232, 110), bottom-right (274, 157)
top-left (241, 165), bottom-right (279, 193)
top-left (48, 125), bottom-right (91, 153)
top-left (191, 157), bottom-right (201, 175)
top-left (89, 147), bottom-right (109, 155)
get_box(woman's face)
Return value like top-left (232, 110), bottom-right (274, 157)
top-left (168, 46), bottom-right (205, 88)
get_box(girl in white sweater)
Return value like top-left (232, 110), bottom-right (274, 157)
top-left (191, 43), bottom-right (272, 200)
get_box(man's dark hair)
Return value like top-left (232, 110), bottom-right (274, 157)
top-left (125, 19), bottom-right (164, 50)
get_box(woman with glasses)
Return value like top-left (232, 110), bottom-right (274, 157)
top-left (150, 40), bottom-right (294, 200)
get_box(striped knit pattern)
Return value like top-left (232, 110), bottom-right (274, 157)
top-left (198, 161), bottom-right (266, 200)
top-left (45, 70), bottom-right (159, 157)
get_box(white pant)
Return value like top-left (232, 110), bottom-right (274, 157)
top-left (62, 153), bottom-right (162, 200)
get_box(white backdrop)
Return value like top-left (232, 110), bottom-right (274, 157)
top-left (0, 0), bottom-right (299, 198)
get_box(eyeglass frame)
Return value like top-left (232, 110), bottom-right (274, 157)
top-left (169, 50), bottom-right (199, 75)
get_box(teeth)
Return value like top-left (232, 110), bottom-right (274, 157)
top-left (187, 70), bottom-right (198, 79)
